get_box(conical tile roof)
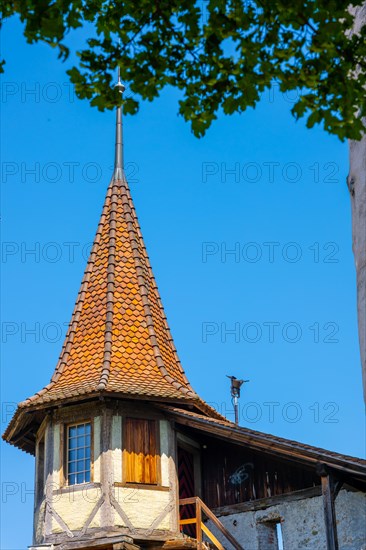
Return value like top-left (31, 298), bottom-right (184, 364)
top-left (22, 170), bottom-right (197, 406)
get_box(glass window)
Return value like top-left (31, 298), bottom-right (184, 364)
top-left (67, 422), bottom-right (91, 485)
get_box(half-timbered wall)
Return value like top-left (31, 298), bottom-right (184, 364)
top-left (33, 402), bottom-right (179, 545)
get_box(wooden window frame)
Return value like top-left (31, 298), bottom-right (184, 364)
top-left (62, 419), bottom-right (93, 487)
top-left (122, 416), bottom-right (162, 489)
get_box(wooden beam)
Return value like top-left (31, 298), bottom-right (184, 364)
top-left (12, 425), bottom-right (35, 444)
top-left (213, 485), bottom-right (322, 516)
top-left (180, 519), bottom-right (197, 525)
top-left (317, 465), bottom-right (339, 550)
top-left (113, 543), bottom-right (139, 550)
top-left (196, 497), bottom-right (202, 550)
top-left (162, 540), bottom-right (199, 549)
top-left (55, 539), bottom-right (138, 550)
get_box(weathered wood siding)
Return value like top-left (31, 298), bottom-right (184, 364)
top-left (201, 434), bottom-right (318, 509)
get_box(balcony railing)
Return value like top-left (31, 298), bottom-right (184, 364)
top-left (179, 497), bottom-right (244, 550)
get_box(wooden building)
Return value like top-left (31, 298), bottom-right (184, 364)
top-left (3, 79), bottom-right (366, 550)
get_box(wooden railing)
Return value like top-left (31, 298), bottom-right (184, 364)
top-left (179, 497), bottom-right (244, 550)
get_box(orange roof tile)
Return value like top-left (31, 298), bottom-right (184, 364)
top-left (21, 172), bottom-right (198, 405)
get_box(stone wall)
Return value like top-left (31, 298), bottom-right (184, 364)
top-left (206, 488), bottom-right (366, 550)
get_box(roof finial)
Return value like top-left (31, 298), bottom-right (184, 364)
top-left (113, 65), bottom-right (125, 180)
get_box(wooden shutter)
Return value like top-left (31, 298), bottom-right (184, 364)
top-left (124, 418), bottom-right (158, 484)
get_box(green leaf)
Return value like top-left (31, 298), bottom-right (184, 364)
top-left (1, 0), bottom-right (365, 140)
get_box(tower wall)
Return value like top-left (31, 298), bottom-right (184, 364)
top-left (33, 401), bottom-right (179, 546)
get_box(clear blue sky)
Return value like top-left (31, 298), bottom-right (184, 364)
top-left (1, 16), bottom-right (365, 550)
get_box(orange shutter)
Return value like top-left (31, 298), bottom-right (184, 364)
top-left (124, 418), bottom-right (158, 484)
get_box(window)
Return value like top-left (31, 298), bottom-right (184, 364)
top-left (67, 422), bottom-right (91, 485)
top-left (124, 418), bottom-right (159, 485)
top-left (257, 518), bottom-right (284, 550)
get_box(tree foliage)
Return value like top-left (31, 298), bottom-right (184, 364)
top-left (1, 0), bottom-right (366, 139)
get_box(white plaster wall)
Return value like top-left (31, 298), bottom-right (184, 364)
top-left (52, 486), bottom-right (102, 532)
top-left (113, 487), bottom-right (173, 530)
top-left (112, 414), bottom-right (122, 483)
top-left (207, 489), bottom-right (366, 550)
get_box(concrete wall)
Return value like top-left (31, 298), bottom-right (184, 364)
top-left (207, 489), bottom-right (366, 550)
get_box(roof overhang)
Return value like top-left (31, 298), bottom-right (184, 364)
top-left (158, 405), bottom-right (366, 487)
top-left (3, 392), bottom-right (224, 455)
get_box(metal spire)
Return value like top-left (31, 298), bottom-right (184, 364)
top-left (114, 66), bottom-right (125, 180)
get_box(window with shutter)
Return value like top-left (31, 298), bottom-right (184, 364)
top-left (124, 418), bottom-right (159, 485)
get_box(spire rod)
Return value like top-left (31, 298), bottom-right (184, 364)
top-left (114, 66), bottom-right (125, 180)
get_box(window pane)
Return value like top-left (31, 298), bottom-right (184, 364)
top-left (76, 460), bottom-right (84, 472)
top-left (69, 426), bottom-right (77, 438)
top-left (69, 437), bottom-right (77, 450)
top-left (68, 449), bottom-right (77, 461)
top-left (68, 473), bottom-right (76, 485)
top-left (77, 435), bottom-right (85, 447)
top-left (76, 472), bottom-right (84, 484)
top-left (85, 471), bottom-right (91, 483)
top-left (77, 448), bottom-right (84, 460)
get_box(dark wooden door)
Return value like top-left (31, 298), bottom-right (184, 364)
top-left (178, 446), bottom-right (196, 537)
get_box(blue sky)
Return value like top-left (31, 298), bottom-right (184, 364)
top-left (1, 16), bottom-right (365, 550)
